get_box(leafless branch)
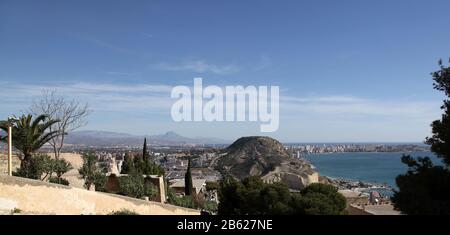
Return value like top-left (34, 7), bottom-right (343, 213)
top-left (29, 89), bottom-right (91, 159)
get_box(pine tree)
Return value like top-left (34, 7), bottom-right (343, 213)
top-left (185, 157), bottom-right (193, 196)
top-left (426, 59), bottom-right (450, 165)
top-left (393, 59), bottom-right (450, 214)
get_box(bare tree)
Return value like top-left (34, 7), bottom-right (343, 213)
top-left (29, 90), bottom-right (91, 159)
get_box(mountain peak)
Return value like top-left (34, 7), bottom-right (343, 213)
top-left (163, 131), bottom-right (181, 137)
top-left (65, 130), bottom-right (229, 146)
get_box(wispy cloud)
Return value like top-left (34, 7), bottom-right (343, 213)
top-left (1, 81), bottom-right (440, 120)
top-left (0, 82), bottom-right (173, 113)
top-left (281, 95), bottom-right (440, 121)
top-left (0, 82), bottom-right (172, 95)
top-left (0, 81), bottom-right (442, 141)
top-left (72, 33), bottom-right (135, 55)
top-left (154, 60), bottom-right (239, 75)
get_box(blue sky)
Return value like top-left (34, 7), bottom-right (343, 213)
top-left (1, 0), bottom-right (449, 142)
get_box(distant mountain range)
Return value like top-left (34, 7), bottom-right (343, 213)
top-left (64, 130), bottom-right (230, 146)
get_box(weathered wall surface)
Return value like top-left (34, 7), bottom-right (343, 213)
top-left (0, 175), bottom-right (199, 215)
top-left (0, 154), bottom-right (20, 175)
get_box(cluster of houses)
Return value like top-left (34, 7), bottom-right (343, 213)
top-left (94, 150), bottom-right (219, 205)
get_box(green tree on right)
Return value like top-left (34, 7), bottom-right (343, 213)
top-left (392, 59), bottom-right (450, 214)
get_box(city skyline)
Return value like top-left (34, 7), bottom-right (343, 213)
top-left (1, 0), bottom-right (450, 142)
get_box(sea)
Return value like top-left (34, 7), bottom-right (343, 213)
top-left (304, 151), bottom-right (442, 190)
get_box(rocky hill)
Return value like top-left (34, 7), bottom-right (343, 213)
top-left (215, 136), bottom-right (319, 190)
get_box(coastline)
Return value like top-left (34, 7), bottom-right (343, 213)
top-left (320, 175), bottom-right (395, 196)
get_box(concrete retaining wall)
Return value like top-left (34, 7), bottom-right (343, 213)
top-left (0, 175), bottom-right (199, 215)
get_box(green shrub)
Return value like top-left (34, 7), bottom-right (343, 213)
top-left (205, 181), bottom-right (219, 191)
top-left (13, 153), bottom-right (72, 184)
top-left (11, 208), bottom-right (22, 214)
top-left (168, 194), bottom-right (196, 209)
top-left (118, 170), bottom-right (158, 199)
top-left (218, 176), bottom-right (347, 215)
top-left (108, 209), bottom-right (139, 215)
top-left (79, 152), bottom-right (106, 190)
top-left (49, 176), bottom-right (70, 186)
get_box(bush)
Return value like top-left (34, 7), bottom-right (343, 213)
top-left (118, 170), bottom-right (158, 199)
top-left (49, 176), bottom-right (70, 186)
top-left (11, 208), bottom-right (22, 214)
top-left (218, 176), bottom-right (347, 215)
top-left (203, 201), bottom-right (218, 214)
top-left (13, 153), bottom-right (72, 185)
top-left (79, 152), bottom-right (106, 190)
top-left (53, 158), bottom-right (73, 178)
top-left (121, 154), bottom-right (164, 176)
top-left (299, 183), bottom-right (347, 215)
top-left (168, 195), bottom-right (196, 209)
top-left (13, 153), bottom-right (51, 179)
top-left (166, 184), bottom-right (218, 212)
top-left (206, 181), bottom-right (219, 191)
top-left (93, 172), bottom-right (107, 192)
top-left (108, 209), bottom-right (139, 215)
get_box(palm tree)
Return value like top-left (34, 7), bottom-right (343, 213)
top-left (0, 114), bottom-right (60, 168)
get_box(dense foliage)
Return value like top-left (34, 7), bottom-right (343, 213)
top-left (167, 187), bottom-right (196, 209)
top-left (113, 139), bottom-right (162, 200)
top-left (218, 176), bottom-right (346, 215)
top-left (120, 153), bottom-right (164, 176)
top-left (293, 183), bottom-right (347, 215)
top-left (49, 176), bottom-right (70, 186)
top-left (78, 152), bottom-right (107, 190)
top-left (13, 153), bottom-right (72, 185)
top-left (205, 181), bottom-right (219, 191)
top-left (117, 170), bottom-right (158, 199)
top-left (108, 209), bottom-right (139, 215)
top-left (393, 59), bottom-right (450, 215)
top-left (166, 187), bottom-right (217, 212)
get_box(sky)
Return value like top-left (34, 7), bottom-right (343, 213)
top-left (1, 0), bottom-right (449, 142)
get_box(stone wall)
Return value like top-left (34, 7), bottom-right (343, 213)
top-left (0, 175), bottom-right (199, 215)
top-left (0, 154), bottom-right (20, 175)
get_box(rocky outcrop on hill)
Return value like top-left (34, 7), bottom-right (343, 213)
top-left (215, 136), bottom-right (318, 190)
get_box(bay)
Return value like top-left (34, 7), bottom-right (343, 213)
top-left (305, 151), bottom-right (442, 189)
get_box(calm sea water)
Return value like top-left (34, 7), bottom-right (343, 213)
top-left (305, 152), bottom-right (442, 189)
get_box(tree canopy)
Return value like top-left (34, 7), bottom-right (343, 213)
top-left (120, 139), bottom-right (164, 176)
top-left (393, 59), bottom-right (450, 214)
top-left (218, 176), bottom-right (346, 215)
top-left (78, 152), bottom-right (106, 190)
